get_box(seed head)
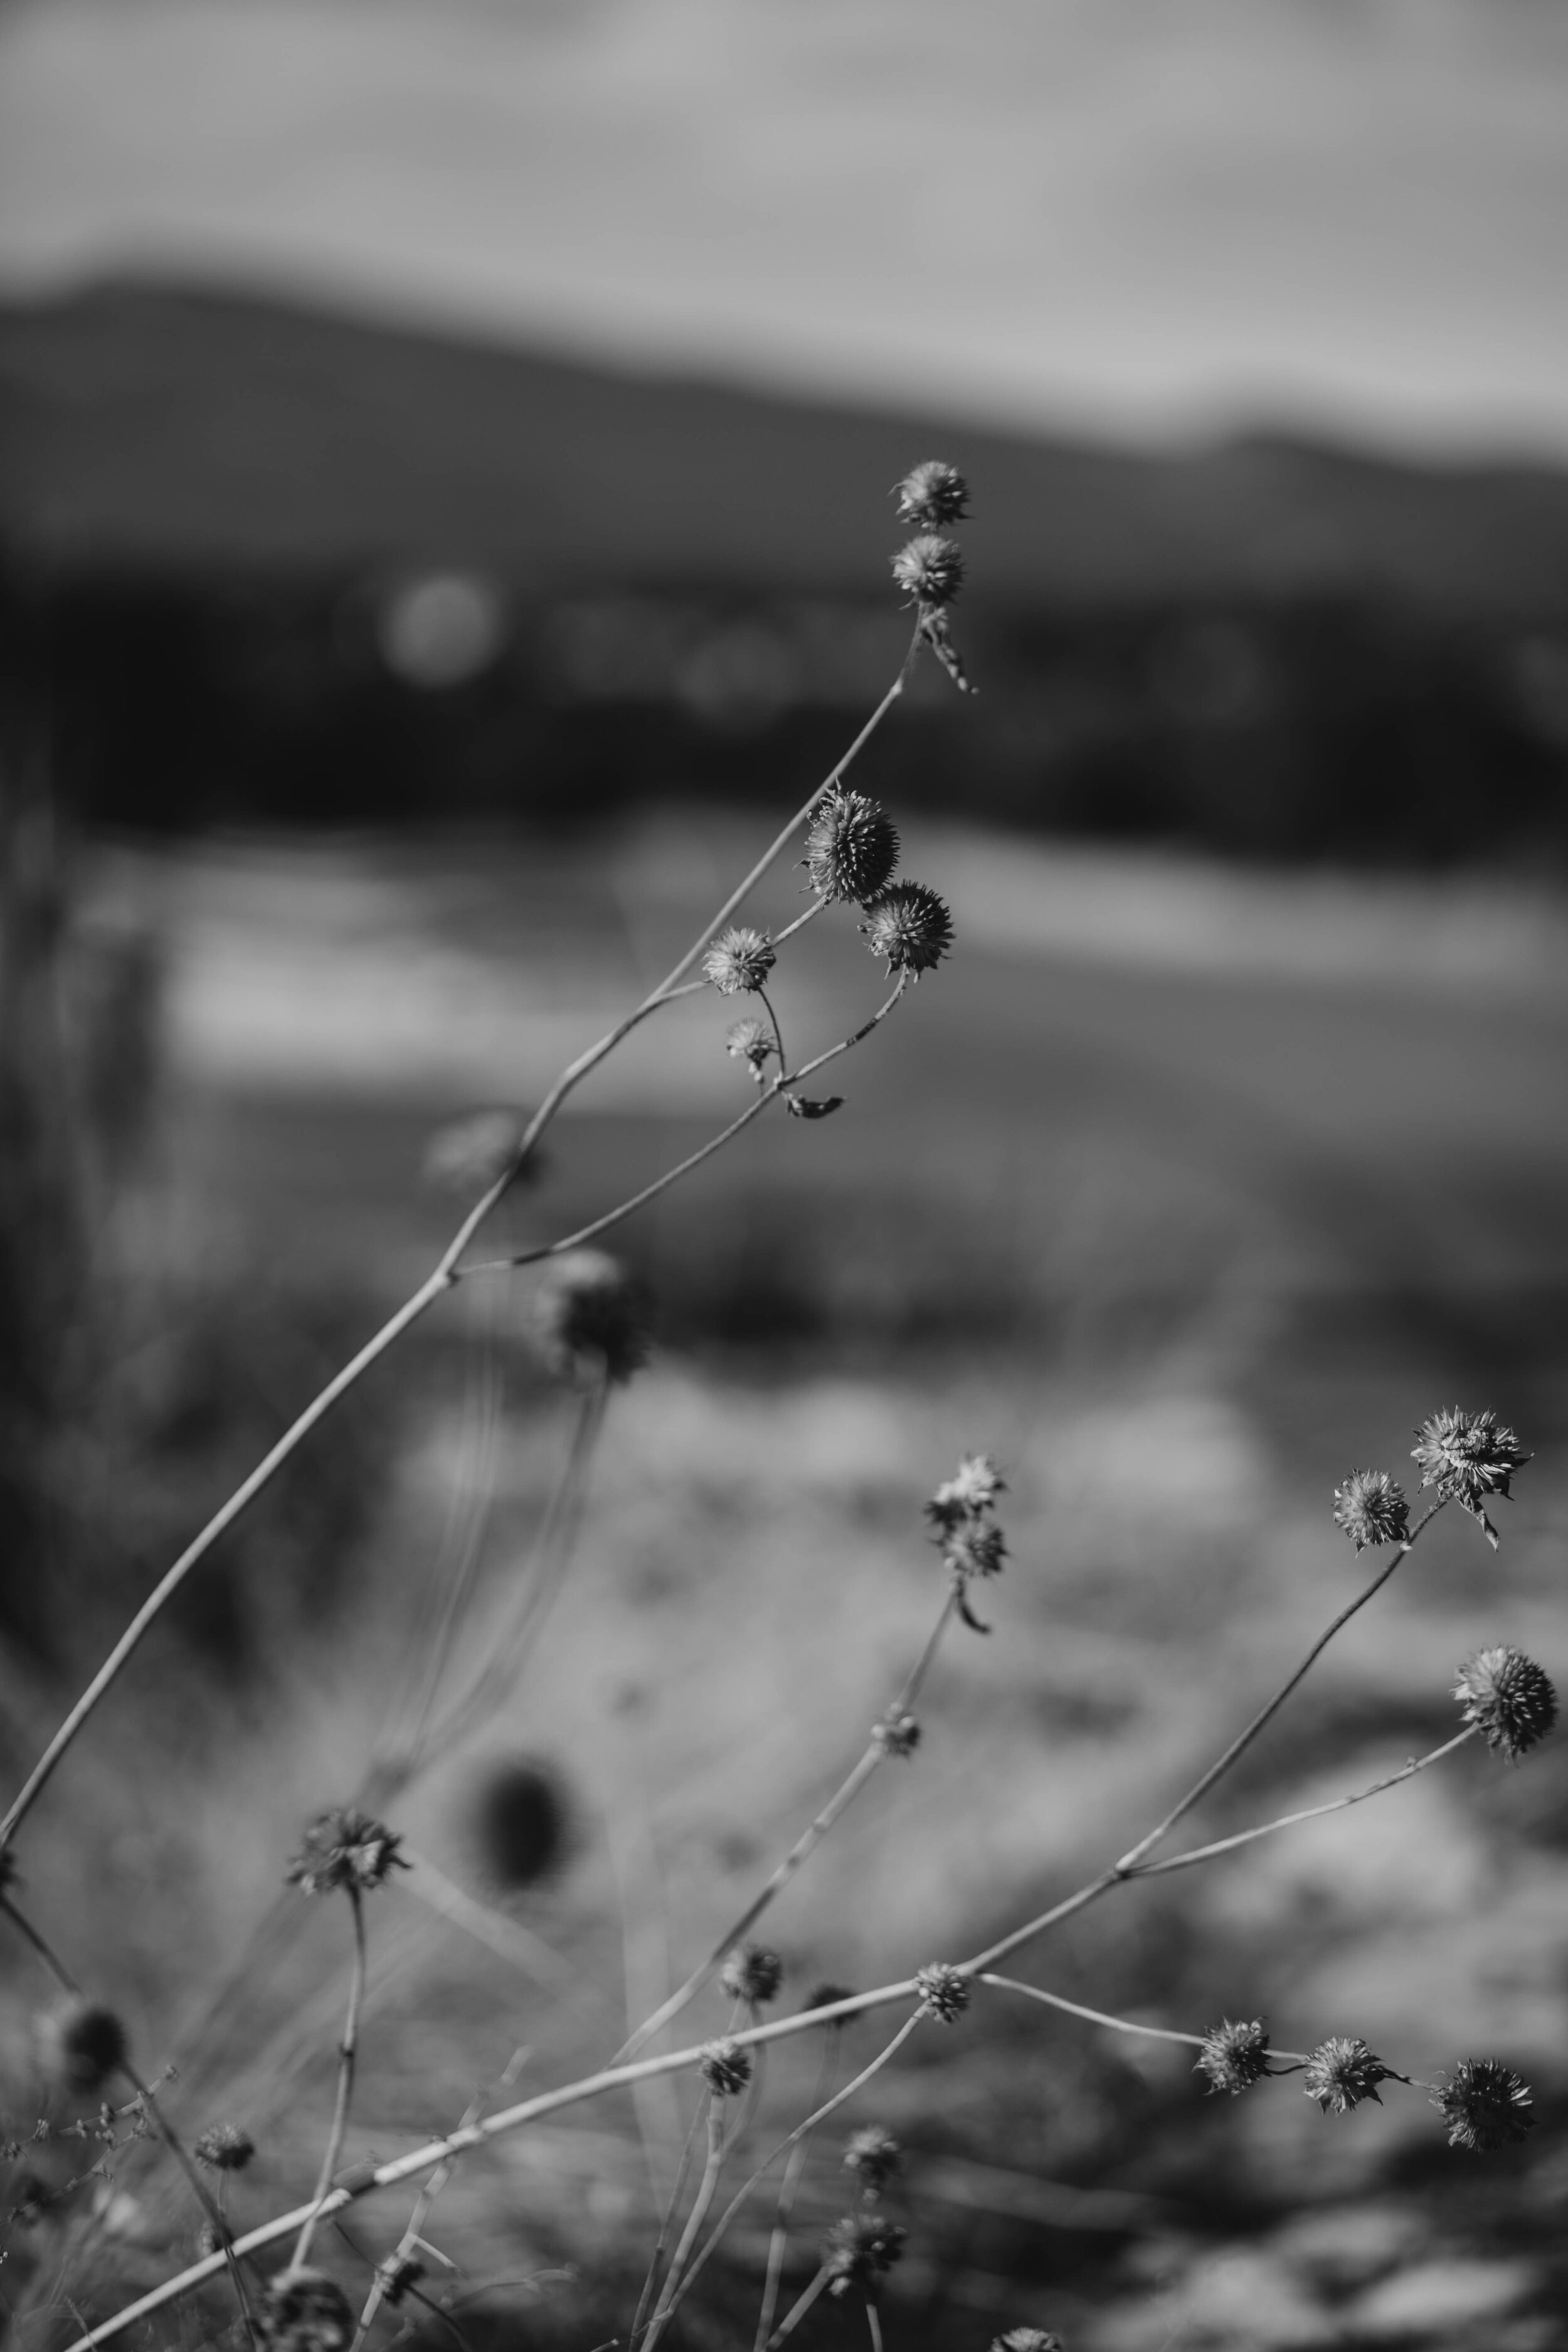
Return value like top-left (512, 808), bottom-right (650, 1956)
top-left (1453, 1646), bottom-right (1557, 1762)
top-left (1332, 1470), bottom-right (1410, 1552)
top-left (258, 2267), bottom-right (355, 2352)
top-left (1429, 2057), bottom-right (1534, 2152)
top-left (842, 2124), bottom-right (903, 2193)
top-left (703, 924), bottom-right (776, 995)
top-left (916, 1963), bottom-right (970, 2024)
top-left (861, 881), bottom-right (953, 978)
top-left (891, 534), bottom-right (965, 608)
top-left (992, 2334), bottom-right (1067, 2352)
top-left (1195, 2018), bottom-right (1273, 2097)
top-left (804, 788), bottom-right (900, 906)
top-left (872, 1710), bottom-right (921, 1758)
top-left (1303, 2036), bottom-right (1389, 2115)
top-left (534, 1248), bottom-right (650, 1385)
top-left (285, 1809), bottom-right (408, 1897)
top-left (824, 2211), bottom-right (906, 2296)
top-left (803, 1982), bottom-right (857, 2018)
top-left (894, 461), bottom-right (971, 531)
top-left (1412, 1407), bottom-right (1528, 1535)
top-left (41, 2000), bottom-right (128, 2094)
top-left (377, 2253), bottom-right (426, 2307)
top-left (720, 1944), bottom-right (784, 2006)
top-left (698, 2038), bottom-right (753, 2097)
top-left (946, 1522), bottom-right (1007, 1580)
top-left (194, 2122), bottom-right (255, 2173)
top-left (724, 1017), bottom-right (776, 1076)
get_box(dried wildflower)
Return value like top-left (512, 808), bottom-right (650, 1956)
top-left (1412, 1407), bottom-right (1528, 1541)
top-left (946, 1522), bottom-right (1007, 1579)
top-left (194, 2122), bottom-right (255, 2173)
top-left (1195, 2018), bottom-right (1273, 2097)
top-left (894, 460), bottom-right (970, 530)
top-left (992, 2334), bottom-right (1067, 2352)
top-left (1303, 2037), bottom-right (1389, 2115)
top-left (872, 1710), bottom-right (921, 1758)
top-left (1332, 1469), bottom-right (1410, 1552)
top-left (533, 1248), bottom-right (650, 1385)
top-left (285, 1809), bottom-right (408, 1897)
top-left (824, 2211), bottom-right (906, 2296)
top-left (783, 1092), bottom-right (844, 1120)
top-left (891, 534), bottom-right (965, 609)
top-left (41, 2000), bottom-right (128, 2095)
top-left (1429, 2057), bottom-right (1534, 2152)
top-left (803, 1981), bottom-right (857, 2017)
top-left (861, 881), bottom-right (953, 977)
top-left (720, 1944), bottom-right (783, 2006)
top-left (916, 1963), bottom-right (970, 2024)
top-left (698, 2039), bottom-right (753, 2097)
top-left (702, 924), bottom-right (776, 995)
top-left (725, 1017), bottom-right (776, 1077)
top-left (804, 788), bottom-right (900, 906)
top-left (843, 2125), bottom-right (902, 2193)
top-left (1453, 1646), bottom-right (1557, 1762)
top-left (258, 2266), bottom-right (355, 2351)
top-left (377, 2252), bottom-right (426, 2307)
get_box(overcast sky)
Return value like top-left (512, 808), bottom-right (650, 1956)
top-left (3, 0), bottom-right (1566, 454)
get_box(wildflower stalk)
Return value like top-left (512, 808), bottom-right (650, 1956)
top-left (753, 2037), bottom-right (839, 2352)
top-left (294, 1885), bottom-right (367, 2269)
top-left (0, 628), bottom-right (923, 1853)
top-left (628, 2097), bottom-right (708, 2352)
top-left (978, 1975), bottom-right (1308, 2064)
top-left (641, 2096), bottom-right (728, 2349)
top-left (766, 2260), bottom-right (832, 2346)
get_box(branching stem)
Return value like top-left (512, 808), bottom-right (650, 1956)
top-left (294, 1887), bottom-right (367, 2269)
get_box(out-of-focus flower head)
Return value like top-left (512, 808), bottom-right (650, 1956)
top-left (533, 1249), bottom-right (650, 1386)
top-left (1195, 2018), bottom-right (1273, 2097)
top-left (286, 1809), bottom-right (408, 1897)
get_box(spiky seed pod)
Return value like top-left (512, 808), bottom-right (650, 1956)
top-left (194, 2123), bottom-right (255, 2172)
top-left (894, 461), bottom-right (971, 530)
top-left (803, 1981), bottom-right (857, 2017)
top-left (804, 788), bottom-right (900, 906)
top-left (946, 1522), bottom-right (1007, 1580)
top-left (992, 2333), bottom-right (1067, 2352)
top-left (377, 2254), bottom-right (426, 2307)
top-left (1429, 2057), bottom-right (1534, 2151)
top-left (258, 2267), bottom-right (355, 2352)
top-left (42, 2000), bottom-right (128, 2094)
top-left (916, 1963), bottom-right (970, 2023)
top-left (720, 1944), bottom-right (784, 2006)
top-left (891, 534), bottom-right (965, 608)
top-left (824, 2212), bottom-right (906, 2296)
top-left (698, 2038), bottom-right (753, 2097)
top-left (702, 924), bottom-right (776, 995)
top-left (533, 1248), bottom-right (650, 1385)
top-left (285, 1809), bottom-right (408, 1897)
top-left (1412, 1408), bottom-right (1529, 1519)
top-left (861, 881), bottom-right (953, 978)
top-left (872, 1710), bottom-right (921, 1758)
top-left (724, 1016), bottom-right (776, 1076)
top-left (1332, 1469), bottom-right (1410, 1552)
top-left (1195, 2019), bottom-right (1273, 2097)
top-left (1303, 2036), bottom-right (1389, 2115)
top-left (1453, 1646), bottom-right (1557, 1762)
top-left (843, 2125), bottom-right (902, 2194)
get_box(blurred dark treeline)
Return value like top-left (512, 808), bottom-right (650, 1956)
top-left (3, 281), bottom-right (1567, 862)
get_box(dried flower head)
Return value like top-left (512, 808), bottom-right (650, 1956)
top-left (1196, 2018), bottom-right (1273, 2097)
top-left (1303, 2037), bottom-right (1389, 2115)
top-left (725, 1017), bottom-right (776, 1077)
top-left (1429, 2057), bottom-right (1534, 2152)
top-left (533, 1249), bottom-right (650, 1385)
top-left (376, 2253), bottom-right (426, 2307)
top-left (702, 924), bottom-right (776, 995)
top-left (946, 1522), bottom-right (1007, 1580)
top-left (285, 1809), bottom-right (408, 1897)
top-left (824, 2212), bottom-right (906, 2296)
top-left (872, 1710), bottom-right (921, 1758)
top-left (258, 2267), bottom-right (355, 2352)
top-left (861, 881), bottom-right (953, 978)
top-left (1412, 1407), bottom-right (1528, 1538)
top-left (804, 788), bottom-right (900, 906)
top-left (720, 1944), bottom-right (783, 2006)
top-left (194, 2123), bottom-right (255, 2173)
top-left (1332, 1469), bottom-right (1410, 1552)
top-left (992, 2334), bottom-right (1067, 2352)
top-left (916, 1963), bottom-right (970, 2024)
top-left (891, 534), bottom-right (965, 608)
top-left (41, 2000), bottom-right (128, 2094)
top-left (894, 461), bottom-right (971, 530)
top-left (803, 1981), bottom-right (857, 2018)
top-left (843, 2125), bottom-right (902, 2193)
top-left (698, 2038), bottom-right (753, 2097)
top-left (1453, 1646), bottom-right (1557, 1762)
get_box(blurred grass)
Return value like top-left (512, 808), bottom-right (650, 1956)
top-left (2, 819), bottom-right (1566, 2348)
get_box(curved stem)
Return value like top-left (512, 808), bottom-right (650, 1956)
top-left (294, 1887), bottom-right (367, 2269)
top-left (641, 2098), bottom-right (726, 2349)
top-left (767, 2262), bottom-right (832, 2348)
top-left (753, 2038), bottom-right (837, 2352)
top-left (977, 1975), bottom-right (1309, 2065)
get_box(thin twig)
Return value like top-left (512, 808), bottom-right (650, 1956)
top-left (977, 1976), bottom-right (1309, 2065)
top-left (766, 2261), bottom-right (832, 2346)
top-left (641, 2096), bottom-right (726, 2349)
top-left (294, 1887), bottom-right (367, 2269)
top-left (754, 2037), bottom-right (838, 2352)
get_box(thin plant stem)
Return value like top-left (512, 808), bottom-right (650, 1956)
top-left (629, 2095), bottom-right (707, 2351)
top-left (1, 1893), bottom-right (80, 1991)
top-left (754, 2037), bottom-right (837, 2352)
top-left (756, 984), bottom-right (789, 1096)
top-left (615, 1579), bottom-right (953, 2063)
top-left (977, 1976), bottom-right (1309, 2065)
top-left (773, 897), bottom-right (829, 950)
top-left (294, 1887), bottom-right (367, 2269)
top-left (0, 628), bottom-right (922, 1853)
top-left (766, 2262), bottom-right (832, 2347)
top-left (641, 2096), bottom-right (726, 2349)
top-left (866, 2302), bottom-right (885, 2352)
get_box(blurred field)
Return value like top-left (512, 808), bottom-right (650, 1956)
top-left (3, 818), bottom-right (1567, 2349)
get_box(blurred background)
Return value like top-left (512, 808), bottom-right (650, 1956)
top-left (1, 4), bottom-right (1566, 2347)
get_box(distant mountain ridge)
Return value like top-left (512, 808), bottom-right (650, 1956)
top-left (3, 280), bottom-right (1567, 614)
